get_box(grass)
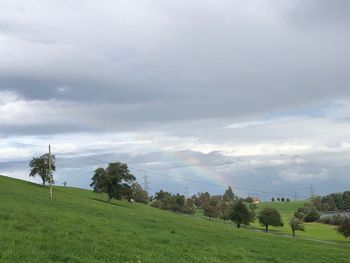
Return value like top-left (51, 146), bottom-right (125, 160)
top-left (253, 201), bottom-right (345, 243)
top-left (1, 175), bottom-right (350, 263)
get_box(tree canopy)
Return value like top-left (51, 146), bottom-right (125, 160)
top-left (289, 217), bottom-right (305, 237)
top-left (90, 162), bottom-right (136, 202)
top-left (29, 153), bottom-right (56, 186)
top-left (258, 207), bottom-right (283, 232)
top-left (223, 186), bottom-right (235, 203)
top-left (229, 199), bottom-right (254, 228)
top-left (337, 217), bottom-right (350, 238)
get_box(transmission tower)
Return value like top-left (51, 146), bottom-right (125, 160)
top-left (184, 186), bottom-right (190, 198)
top-left (310, 185), bottom-right (314, 198)
top-left (141, 172), bottom-right (150, 193)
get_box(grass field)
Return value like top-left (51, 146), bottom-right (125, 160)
top-left (251, 201), bottom-right (346, 243)
top-left (1, 175), bottom-right (349, 263)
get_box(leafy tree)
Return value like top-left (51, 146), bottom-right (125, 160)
top-left (303, 208), bottom-right (320, 222)
top-left (289, 217), bottom-right (305, 237)
top-left (245, 197), bottom-right (254, 203)
top-left (29, 153), bottom-right (56, 186)
top-left (258, 207), bottom-right (283, 232)
top-left (223, 186), bottom-right (235, 203)
top-left (337, 217), bottom-right (350, 238)
top-left (131, 182), bottom-right (148, 204)
top-left (229, 199), bottom-right (254, 228)
top-left (277, 197), bottom-right (280, 201)
top-left (203, 196), bottom-right (221, 219)
top-left (90, 162), bottom-right (136, 202)
top-left (220, 203), bottom-right (231, 221)
top-left (271, 197), bottom-right (275, 202)
top-left (286, 198), bottom-right (290, 202)
top-left (294, 203), bottom-right (320, 222)
top-left (182, 198), bottom-right (195, 214)
top-left (197, 192), bottom-right (211, 209)
top-left (281, 197), bottom-right (285, 202)
top-left (155, 190), bottom-right (172, 201)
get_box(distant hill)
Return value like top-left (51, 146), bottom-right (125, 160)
top-left (0, 175), bottom-right (349, 262)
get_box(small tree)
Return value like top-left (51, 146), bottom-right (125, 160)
top-left (337, 217), bottom-right (350, 238)
top-left (229, 199), bottom-right (254, 228)
top-left (131, 182), bottom-right (148, 204)
top-left (223, 186), bottom-right (235, 203)
top-left (203, 196), bottom-right (221, 219)
top-left (90, 162), bottom-right (136, 202)
top-left (277, 197), bottom-right (280, 202)
top-left (29, 153), bottom-right (56, 186)
top-left (289, 217), bottom-right (305, 237)
top-left (286, 198), bottom-right (290, 202)
top-left (281, 197), bottom-right (285, 202)
top-left (271, 197), bottom-right (275, 202)
top-left (258, 207), bottom-right (283, 232)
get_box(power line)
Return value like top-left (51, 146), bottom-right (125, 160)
top-left (1, 139), bottom-right (309, 198)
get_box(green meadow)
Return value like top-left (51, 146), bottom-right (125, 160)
top-left (0, 175), bottom-right (349, 263)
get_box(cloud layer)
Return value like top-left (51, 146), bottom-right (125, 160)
top-left (1, 0), bottom-right (350, 198)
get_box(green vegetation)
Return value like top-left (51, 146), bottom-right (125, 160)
top-left (258, 207), bottom-right (283, 232)
top-left (29, 153), bottom-right (56, 186)
top-left (253, 201), bottom-right (347, 243)
top-left (90, 162), bottom-right (136, 202)
top-left (1, 175), bottom-right (350, 262)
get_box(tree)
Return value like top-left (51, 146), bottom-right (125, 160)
top-left (286, 198), bottom-right (290, 202)
top-left (197, 192), bottom-right (211, 209)
top-left (271, 197), bottom-right (275, 202)
top-left (258, 207), bottom-right (283, 232)
top-left (277, 197), bottom-right (280, 201)
top-left (155, 190), bottom-right (172, 201)
top-left (29, 153), bottom-right (56, 186)
top-left (289, 217), bottom-right (305, 237)
top-left (203, 196), bottom-right (221, 219)
top-left (281, 197), bottom-right (285, 202)
top-left (337, 217), bottom-right (350, 238)
top-left (131, 182), bottom-right (148, 204)
top-left (245, 197), bottom-right (254, 203)
top-left (229, 199), bottom-right (254, 228)
top-left (223, 186), bottom-right (235, 203)
top-left (90, 162), bottom-right (136, 202)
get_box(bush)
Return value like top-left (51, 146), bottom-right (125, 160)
top-left (319, 214), bottom-right (346, 225)
top-left (303, 209), bottom-right (320, 222)
top-left (337, 217), bottom-right (350, 238)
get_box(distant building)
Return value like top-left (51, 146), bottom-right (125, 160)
top-left (252, 197), bottom-right (261, 204)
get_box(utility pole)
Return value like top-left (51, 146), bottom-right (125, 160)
top-left (142, 172), bottom-right (150, 194)
top-left (49, 144), bottom-right (53, 199)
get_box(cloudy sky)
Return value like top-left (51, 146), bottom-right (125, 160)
top-left (1, 0), bottom-right (350, 199)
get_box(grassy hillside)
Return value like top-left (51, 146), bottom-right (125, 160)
top-left (0, 175), bottom-right (349, 263)
top-left (254, 201), bottom-right (345, 242)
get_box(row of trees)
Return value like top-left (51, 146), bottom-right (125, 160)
top-left (151, 190), bottom-right (195, 214)
top-left (311, 192), bottom-right (350, 211)
top-left (271, 197), bottom-right (290, 202)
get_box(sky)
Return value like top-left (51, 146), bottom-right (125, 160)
top-left (1, 0), bottom-right (350, 200)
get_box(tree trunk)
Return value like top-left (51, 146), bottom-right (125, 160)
top-left (42, 178), bottom-right (45, 186)
top-left (265, 225), bottom-right (269, 232)
top-left (237, 223), bottom-right (240, 228)
top-left (292, 230), bottom-right (295, 237)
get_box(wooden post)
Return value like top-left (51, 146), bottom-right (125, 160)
top-left (49, 144), bottom-right (53, 199)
